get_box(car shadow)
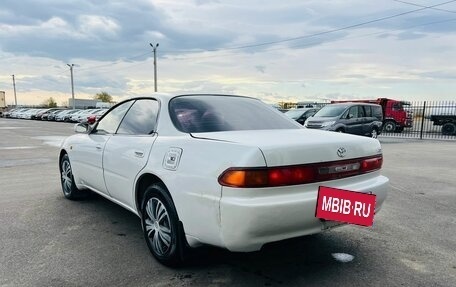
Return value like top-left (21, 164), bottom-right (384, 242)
top-left (73, 192), bottom-right (385, 286)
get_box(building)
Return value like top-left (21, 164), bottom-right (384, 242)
top-left (0, 91), bottom-right (6, 108)
top-left (68, 98), bottom-right (99, 109)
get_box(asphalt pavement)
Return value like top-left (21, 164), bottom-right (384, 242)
top-left (0, 118), bottom-right (455, 287)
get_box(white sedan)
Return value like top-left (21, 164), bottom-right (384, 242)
top-left (59, 94), bottom-right (389, 266)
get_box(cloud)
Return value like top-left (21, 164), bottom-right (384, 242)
top-left (255, 65), bottom-right (266, 73)
top-left (414, 70), bottom-right (456, 80)
top-left (1, 0), bottom-right (456, 105)
top-left (78, 15), bottom-right (120, 38)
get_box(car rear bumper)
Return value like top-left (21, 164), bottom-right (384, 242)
top-left (219, 173), bottom-right (389, 252)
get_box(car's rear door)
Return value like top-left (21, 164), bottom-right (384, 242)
top-left (357, 105), bottom-right (368, 135)
top-left (362, 105), bottom-right (375, 135)
top-left (102, 99), bottom-right (159, 209)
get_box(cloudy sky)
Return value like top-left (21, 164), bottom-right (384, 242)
top-left (1, 0), bottom-right (456, 106)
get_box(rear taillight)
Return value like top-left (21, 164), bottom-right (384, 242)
top-left (219, 155), bottom-right (383, 188)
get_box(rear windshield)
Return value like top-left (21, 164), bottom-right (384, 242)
top-left (169, 95), bottom-right (299, 133)
top-left (314, 105), bottom-right (348, 117)
top-left (285, 109), bottom-right (307, 120)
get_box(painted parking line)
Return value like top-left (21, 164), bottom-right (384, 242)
top-left (32, 136), bottom-right (67, 147)
top-left (0, 146), bottom-right (38, 150)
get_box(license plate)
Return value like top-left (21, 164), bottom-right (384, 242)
top-left (315, 186), bottom-right (376, 227)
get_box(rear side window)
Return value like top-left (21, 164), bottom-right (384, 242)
top-left (117, 99), bottom-right (159, 135)
top-left (364, 106), bottom-right (372, 117)
top-left (347, 106), bottom-right (359, 118)
top-left (358, 106), bottom-right (366, 117)
top-left (372, 106), bottom-right (383, 120)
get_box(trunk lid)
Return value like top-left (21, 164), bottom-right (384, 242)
top-left (192, 129), bottom-right (382, 167)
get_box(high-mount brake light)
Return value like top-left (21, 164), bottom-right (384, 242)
top-left (219, 155), bottom-right (383, 188)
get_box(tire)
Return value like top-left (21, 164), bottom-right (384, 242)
top-left (395, 126), bottom-right (404, 133)
top-left (60, 154), bottom-right (83, 200)
top-left (370, 128), bottom-right (378, 138)
top-left (442, 122), bottom-right (456, 135)
top-left (336, 128), bottom-right (344, 133)
top-left (383, 121), bottom-right (396, 133)
top-left (141, 183), bottom-right (186, 266)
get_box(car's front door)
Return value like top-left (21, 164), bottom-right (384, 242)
top-left (76, 100), bottom-right (134, 195)
top-left (344, 106), bottom-right (362, 135)
top-left (102, 99), bottom-right (159, 209)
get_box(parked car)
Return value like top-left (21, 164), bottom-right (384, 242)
top-left (304, 103), bottom-right (383, 138)
top-left (74, 109), bottom-right (100, 123)
top-left (331, 98), bottom-right (413, 133)
top-left (285, 108), bottom-right (318, 125)
top-left (10, 108), bottom-right (29, 118)
top-left (430, 114), bottom-right (456, 135)
top-left (40, 108), bottom-right (63, 120)
top-left (3, 108), bottom-right (18, 118)
top-left (68, 110), bottom-right (91, 123)
top-left (31, 109), bottom-right (50, 120)
top-left (47, 109), bottom-right (67, 121)
top-left (56, 109), bottom-right (79, 122)
top-left (59, 94), bottom-right (388, 266)
top-left (83, 109), bottom-right (107, 124)
top-left (20, 109), bottom-right (39, 119)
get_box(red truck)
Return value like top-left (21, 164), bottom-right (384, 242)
top-left (331, 98), bottom-right (413, 133)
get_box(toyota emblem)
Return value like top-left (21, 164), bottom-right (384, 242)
top-left (337, 147), bottom-right (346, 158)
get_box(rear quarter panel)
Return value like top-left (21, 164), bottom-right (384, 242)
top-left (141, 135), bottom-right (266, 248)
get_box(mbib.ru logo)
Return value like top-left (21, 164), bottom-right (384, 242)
top-left (316, 186), bottom-right (376, 227)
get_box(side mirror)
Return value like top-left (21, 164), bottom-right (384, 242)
top-left (347, 114), bottom-right (354, 119)
top-left (74, 123), bottom-right (90, 134)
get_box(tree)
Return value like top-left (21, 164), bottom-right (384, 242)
top-left (43, 97), bottom-right (57, 108)
top-left (94, 91), bottom-right (113, 103)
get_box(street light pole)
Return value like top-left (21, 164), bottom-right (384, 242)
top-left (149, 43), bottom-right (159, 92)
top-left (11, 74), bottom-right (17, 107)
top-left (67, 64), bottom-right (75, 109)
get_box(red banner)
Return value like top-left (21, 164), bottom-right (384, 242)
top-left (315, 186), bottom-right (376, 227)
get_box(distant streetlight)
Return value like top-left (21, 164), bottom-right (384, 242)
top-left (67, 64), bottom-right (75, 109)
top-left (149, 43), bottom-right (159, 92)
top-left (11, 74), bottom-right (17, 107)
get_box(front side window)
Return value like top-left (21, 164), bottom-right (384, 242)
top-left (117, 99), bottom-right (159, 135)
top-left (169, 95), bottom-right (299, 133)
top-left (314, 105), bottom-right (348, 117)
top-left (392, 103), bottom-right (402, 111)
top-left (94, 101), bottom-right (134, 134)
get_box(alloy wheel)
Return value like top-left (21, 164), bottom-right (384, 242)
top-left (144, 198), bottom-right (172, 256)
top-left (61, 159), bottom-right (73, 196)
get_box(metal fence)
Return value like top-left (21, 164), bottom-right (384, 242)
top-left (300, 100), bottom-right (456, 140)
top-left (380, 101), bottom-right (456, 140)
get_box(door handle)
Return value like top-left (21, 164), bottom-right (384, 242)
top-left (134, 151), bottom-right (144, 158)
top-left (96, 145), bottom-right (102, 150)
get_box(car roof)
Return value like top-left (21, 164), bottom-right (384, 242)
top-left (288, 108), bottom-right (315, 111)
top-left (326, 102), bottom-right (381, 107)
top-left (109, 93), bottom-right (259, 110)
